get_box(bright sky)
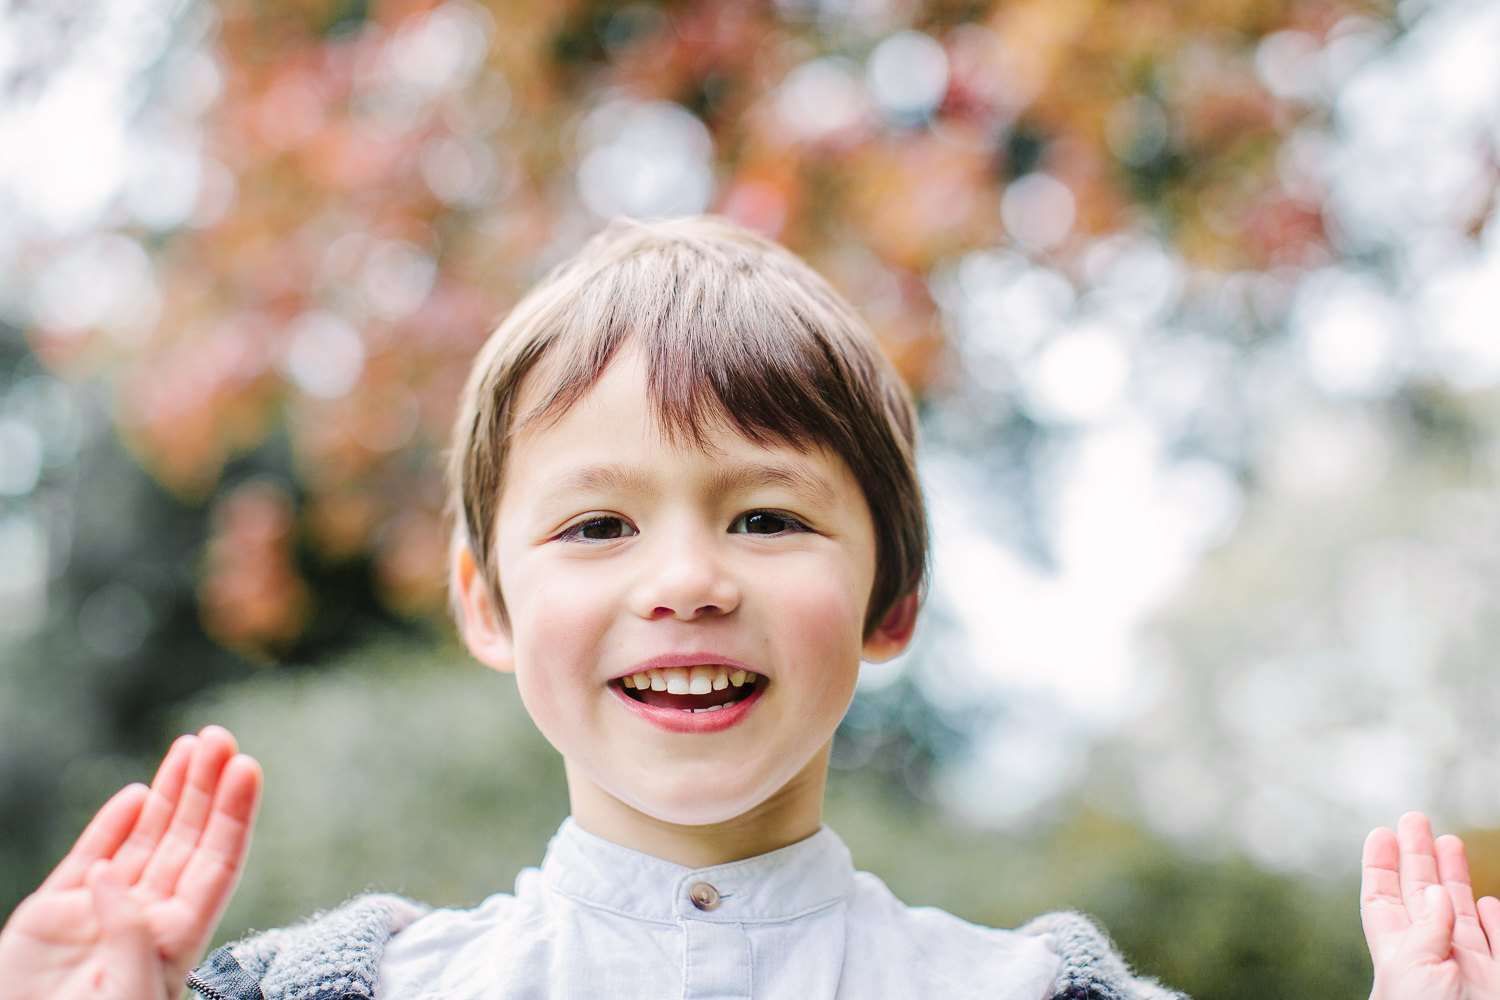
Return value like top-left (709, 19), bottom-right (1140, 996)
top-left (906, 0), bottom-right (1500, 843)
top-left (0, 0), bottom-right (180, 236)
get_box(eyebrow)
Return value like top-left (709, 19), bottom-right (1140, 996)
top-left (534, 460), bottom-right (840, 510)
top-left (535, 465), bottom-right (652, 509)
top-left (709, 461), bottom-right (839, 509)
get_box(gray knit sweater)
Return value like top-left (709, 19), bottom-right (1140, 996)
top-left (186, 895), bottom-right (1181, 1000)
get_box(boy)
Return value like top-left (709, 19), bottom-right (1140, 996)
top-left (1, 216), bottom-right (1497, 1000)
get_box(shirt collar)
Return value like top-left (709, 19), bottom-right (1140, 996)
top-left (539, 817), bottom-right (855, 924)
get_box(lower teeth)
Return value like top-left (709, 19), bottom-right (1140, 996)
top-left (690, 704), bottom-right (728, 713)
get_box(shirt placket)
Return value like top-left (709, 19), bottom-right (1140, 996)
top-left (678, 878), bottom-right (752, 1000)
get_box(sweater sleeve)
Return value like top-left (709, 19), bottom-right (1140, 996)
top-left (186, 893), bottom-right (428, 1000)
top-left (1017, 911), bottom-right (1187, 1000)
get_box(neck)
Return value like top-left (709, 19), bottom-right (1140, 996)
top-left (565, 744), bottom-right (830, 869)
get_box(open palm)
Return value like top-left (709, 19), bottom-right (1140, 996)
top-left (0, 726), bottom-right (262, 1000)
top-left (1363, 812), bottom-right (1500, 1000)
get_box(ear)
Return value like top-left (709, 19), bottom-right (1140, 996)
top-left (453, 545), bottom-right (515, 673)
top-left (861, 591), bottom-right (919, 663)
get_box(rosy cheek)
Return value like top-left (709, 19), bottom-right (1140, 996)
top-left (505, 577), bottom-right (609, 753)
top-left (762, 564), bottom-right (865, 688)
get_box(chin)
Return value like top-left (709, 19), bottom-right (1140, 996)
top-left (635, 793), bottom-right (772, 828)
top-left (617, 760), bottom-right (793, 828)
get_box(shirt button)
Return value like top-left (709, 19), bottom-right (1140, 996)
top-left (688, 881), bottom-right (721, 911)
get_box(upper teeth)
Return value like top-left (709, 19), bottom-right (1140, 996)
top-left (621, 666), bottom-right (757, 692)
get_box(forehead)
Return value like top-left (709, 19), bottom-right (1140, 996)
top-left (503, 348), bottom-right (858, 507)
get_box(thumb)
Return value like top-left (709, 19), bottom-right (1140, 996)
top-left (1402, 883), bottom-right (1457, 964)
top-left (86, 861), bottom-right (166, 1000)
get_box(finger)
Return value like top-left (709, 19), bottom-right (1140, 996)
top-left (1435, 834), bottom-right (1488, 959)
top-left (40, 783), bottom-right (150, 891)
top-left (1362, 826), bottom-right (1410, 961)
top-left (1397, 812), bottom-right (1443, 910)
top-left (163, 754), bottom-right (263, 960)
top-left (1479, 896), bottom-right (1500, 961)
top-left (87, 861), bottom-right (166, 1000)
top-left (111, 734), bottom-right (199, 883)
top-left (137, 727), bottom-right (238, 901)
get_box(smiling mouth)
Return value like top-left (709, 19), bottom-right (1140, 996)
top-left (615, 665), bottom-right (763, 713)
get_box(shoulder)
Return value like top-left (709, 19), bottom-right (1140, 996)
top-left (844, 875), bottom-right (1185, 1000)
top-left (188, 893), bottom-right (429, 1000)
top-left (1016, 910), bottom-right (1186, 1000)
top-left (839, 875), bottom-right (1052, 1000)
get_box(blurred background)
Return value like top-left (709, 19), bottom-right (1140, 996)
top-left (2, 0), bottom-right (1499, 996)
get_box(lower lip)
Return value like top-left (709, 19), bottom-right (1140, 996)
top-left (609, 681), bottom-right (766, 734)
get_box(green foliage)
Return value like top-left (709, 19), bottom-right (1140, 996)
top-left (0, 336), bottom-right (247, 918)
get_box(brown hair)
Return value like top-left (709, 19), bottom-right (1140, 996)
top-left (449, 215), bottom-right (926, 635)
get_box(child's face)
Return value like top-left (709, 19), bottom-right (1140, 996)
top-left (459, 347), bottom-right (910, 827)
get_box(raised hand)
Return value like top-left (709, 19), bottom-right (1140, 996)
top-left (0, 726), bottom-right (262, 1000)
top-left (1362, 812), bottom-right (1500, 1000)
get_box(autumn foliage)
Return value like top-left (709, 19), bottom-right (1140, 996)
top-left (28, 0), bottom-right (1374, 657)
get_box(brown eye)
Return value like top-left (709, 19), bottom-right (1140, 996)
top-left (730, 511), bottom-right (801, 535)
top-left (570, 517), bottom-right (635, 540)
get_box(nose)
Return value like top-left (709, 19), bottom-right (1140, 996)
top-left (630, 532), bottom-right (740, 622)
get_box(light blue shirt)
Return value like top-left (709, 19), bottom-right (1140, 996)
top-left (378, 818), bottom-right (1063, 1000)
